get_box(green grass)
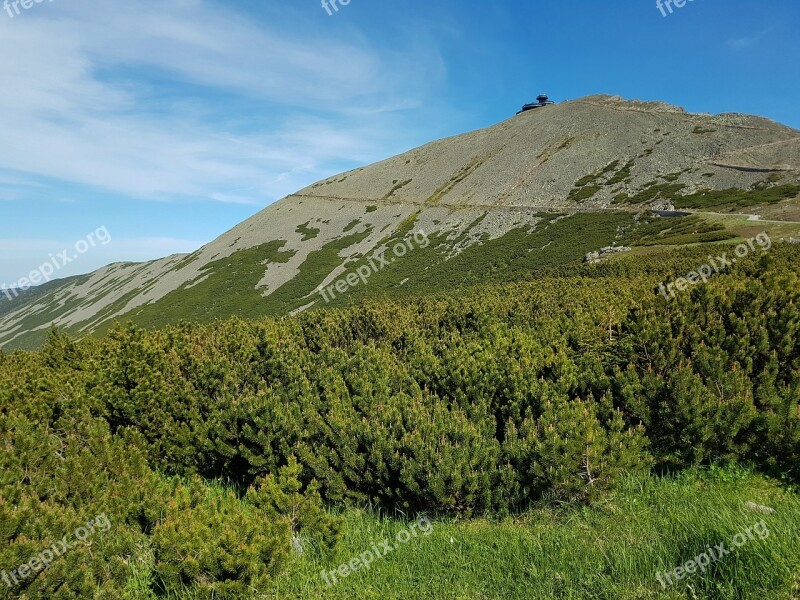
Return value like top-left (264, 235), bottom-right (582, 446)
top-left (118, 468), bottom-right (800, 599)
top-left (276, 469), bottom-right (800, 599)
top-left (700, 213), bottom-right (800, 241)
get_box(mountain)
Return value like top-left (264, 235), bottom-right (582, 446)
top-left (2, 94), bottom-right (800, 349)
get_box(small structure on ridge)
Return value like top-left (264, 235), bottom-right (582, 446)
top-left (518, 94), bottom-right (555, 114)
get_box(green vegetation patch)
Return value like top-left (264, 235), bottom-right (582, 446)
top-left (261, 228), bottom-right (373, 314)
top-left (674, 183), bottom-right (800, 210)
top-left (342, 219), bottom-right (361, 233)
top-left (567, 160), bottom-right (628, 203)
top-left (606, 159), bottom-right (635, 186)
top-left (296, 221), bottom-right (321, 241)
top-left (0, 275), bottom-right (94, 348)
top-left (614, 182), bottom-right (686, 205)
top-left (128, 240), bottom-right (296, 326)
top-left (426, 157), bottom-right (485, 204)
top-left (623, 215), bottom-right (737, 246)
top-left (567, 183), bottom-right (602, 202)
top-left (614, 178), bottom-right (800, 211)
top-left (322, 212), bottom-right (635, 307)
top-left (384, 179), bottom-right (413, 199)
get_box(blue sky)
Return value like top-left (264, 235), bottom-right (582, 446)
top-left (0, 0), bottom-right (798, 285)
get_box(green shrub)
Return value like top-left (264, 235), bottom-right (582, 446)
top-left (246, 457), bottom-right (342, 551)
top-left (503, 395), bottom-right (651, 504)
top-left (0, 410), bottom-right (157, 599)
top-left (613, 268), bottom-right (800, 473)
top-left (152, 478), bottom-right (290, 598)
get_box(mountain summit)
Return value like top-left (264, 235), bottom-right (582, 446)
top-left (2, 95), bottom-right (799, 348)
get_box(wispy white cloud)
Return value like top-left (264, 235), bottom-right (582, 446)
top-left (726, 27), bottom-right (774, 50)
top-left (0, 0), bottom-right (445, 207)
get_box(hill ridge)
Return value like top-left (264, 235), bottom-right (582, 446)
top-left (2, 94), bottom-right (799, 348)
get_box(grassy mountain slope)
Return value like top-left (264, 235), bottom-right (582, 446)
top-left (2, 94), bottom-right (800, 349)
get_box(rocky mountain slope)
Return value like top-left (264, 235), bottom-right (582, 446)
top-left (2, 94), bottom-right (800, 349)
